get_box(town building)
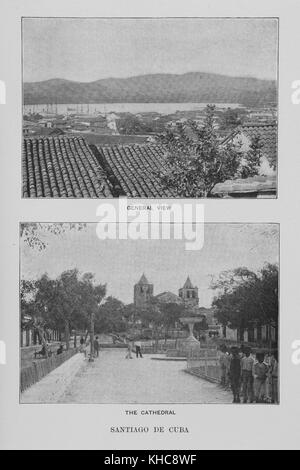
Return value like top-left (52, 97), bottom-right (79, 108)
top-left (134, 274), bottom-right (154, 309)
top-left (134, 274), bottom-right (201, 312)
top-left (212, 122), bottom-right (277, 198)
top-left (178, 276), bottom-right (199, 307)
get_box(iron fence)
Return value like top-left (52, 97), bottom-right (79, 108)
top-left (20, 348), bottom-right (78, 393)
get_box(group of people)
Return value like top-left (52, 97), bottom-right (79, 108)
top-left (78, 336), bottom-right (101, 358)
top-left (219, 345), bottom-right (279, 404)
top-left (125, 340), bottom-right (143, 360)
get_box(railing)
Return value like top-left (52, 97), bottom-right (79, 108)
top-left (20, 349), bottom-right (78, 393)
top-left (186, 348), bottom-right (221, 383)
top-left (142, 340), bottom-right (178, 354)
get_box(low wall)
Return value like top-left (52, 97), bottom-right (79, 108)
top-left (20, 352), bottom-right (85, 404)
top-left (20, 348), bottom-right (78, 392)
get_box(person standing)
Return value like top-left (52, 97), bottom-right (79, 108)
top-left (219, 346), bottom-right (227, 387)
top-left (229, 347), bottom-right (241, 403)
top-left (253, 352), bottom-right (269, 403)
top-left (94, 336), bottom-right (100, 358)
top-left (125, 338), bottom-right (133, 359)
top-left (270, 352), bottom-right (279, 404)
top-left (135, 340), bottom-right (143, 358)
top-left (79, 336), bottom-right (85, 352)
top-left (241, 348), bottom-right (254, 403)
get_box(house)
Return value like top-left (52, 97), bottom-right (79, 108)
top-left (222, 121), bottom-right (277, 170)
top-left (90, 117), bottom-right (112, 134)
top-left (221, 324), bottom-right (277, 347)
top-left (38, 119), bottom-right (53, 128)
top-left (212, 122), bottom-right (277, 198)
top-left (21, 314), bottom-right (61, 347)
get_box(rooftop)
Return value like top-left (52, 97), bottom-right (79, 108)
top-left (22, 132), bottom-right (277, 199)
top-left (22, 136), bottom-right (113, 198)
top-left (95, 144), bottom-right (176, 198)
top-left (136, 274), bottom-right (150, 285)
top-left (212, 174), bottom-right (277, 196)
top-left (182, 276), bottom-right (194, 289)
top-left (224, 121), bottom-right (277, 167)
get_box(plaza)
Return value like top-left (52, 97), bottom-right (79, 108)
top-left (58, 349), bottom-right (231, 404)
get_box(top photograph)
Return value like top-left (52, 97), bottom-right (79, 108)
top-left (22, 17), bottom-right (278, 199)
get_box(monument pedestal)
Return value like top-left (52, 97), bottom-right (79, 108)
top-left (177, 316), bottom-right (202, 353)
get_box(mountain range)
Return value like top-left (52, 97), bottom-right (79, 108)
top-left (23, 72), bottom-right (277, 106)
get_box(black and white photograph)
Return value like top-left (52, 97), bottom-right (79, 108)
top-left (22, 18), bottom-right (278, 199)
top-left (20, 223), bottom-right (279, 404)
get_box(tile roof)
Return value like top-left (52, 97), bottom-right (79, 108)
top-left (95, 144), bottom-right (176, 198)
top-left (155, 292), bottom-right (183, 304)
top-left (22, 136), bottom-right (113, 198)
top-left (22, 133), bottom-right (277, 199)
top-left (212, 174), bottom-right (277, 196)
top-left (241, 122), bottom-right (277, 166)
top-left (224, 122), bottom-right (277, 167)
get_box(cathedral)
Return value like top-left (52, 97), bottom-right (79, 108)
top-left (133, 274), bottom-right (200, 312)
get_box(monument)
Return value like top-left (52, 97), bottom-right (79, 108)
top-left (179, 315), bottom-right (203, 352)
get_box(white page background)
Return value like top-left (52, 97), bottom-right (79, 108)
top-left (0, 0), bottom-right (300, 450)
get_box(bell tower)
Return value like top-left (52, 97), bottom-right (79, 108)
top-left (178, 276), bottom-right (199, 308)
top-left (134, 274), bottom-right (154, 309)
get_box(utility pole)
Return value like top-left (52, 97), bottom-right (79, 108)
top-left (89, 312), bottom-right (95, 362)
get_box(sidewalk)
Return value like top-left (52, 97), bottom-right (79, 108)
top-left (20, 352), bottom-right (86, 404)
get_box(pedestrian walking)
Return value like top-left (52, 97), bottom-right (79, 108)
top-left (229, 347), bottom-right (241, 403)
top-left (94, 336), bottom-right (100, 358)
top-left (135, 340), bottom-right (143, 358)
top-left (253, 352), bottom-right (269, 403)
top-left (241, 348), bottom-right (254, 403)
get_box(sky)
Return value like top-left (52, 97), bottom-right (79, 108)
top-left (23, 18), bottom-right (278, 83)
top-left (21, 224), bottom-right (279, 307)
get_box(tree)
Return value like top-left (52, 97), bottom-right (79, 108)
top-left (156, 105), bottom-right (243, 197)
top-left (21, 276), bottom-right (57, 356)
top-left (211, 264), bottom-right (279, 342)
top-left (95, 296), bottom-right (127, 334)
top-left (117, 114), bottom-right (153, 135)
top-left (239, 134), bottom-right (264, 178)
top-left (219, 107), bottom-right (245, 130)
top-left (20, 270), bottom-right (106, 351)
top-left (20, 223), bottom-right (86, 251)
top-left (158, 302), bottom-right (185, 342)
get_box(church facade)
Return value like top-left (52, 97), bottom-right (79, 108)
top-left (133, 274), bottom-right (200, 312)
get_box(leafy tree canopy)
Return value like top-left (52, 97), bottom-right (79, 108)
top-left (211, 263), bottom-right (278, 331)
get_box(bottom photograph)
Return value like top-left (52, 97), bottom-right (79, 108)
top-left (20, 223), bottom-right (279, 405)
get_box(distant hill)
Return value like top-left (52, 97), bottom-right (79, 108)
top-left (23, 72), bottom-right (277, 106)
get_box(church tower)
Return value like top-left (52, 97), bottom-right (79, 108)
top-left (134, 274), bottom-right (154, 309)
top-left (178, 276), bottom-right (199, 308)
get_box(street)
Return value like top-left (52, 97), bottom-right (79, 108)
top-left (59, 349), bottom-right (232, 404)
